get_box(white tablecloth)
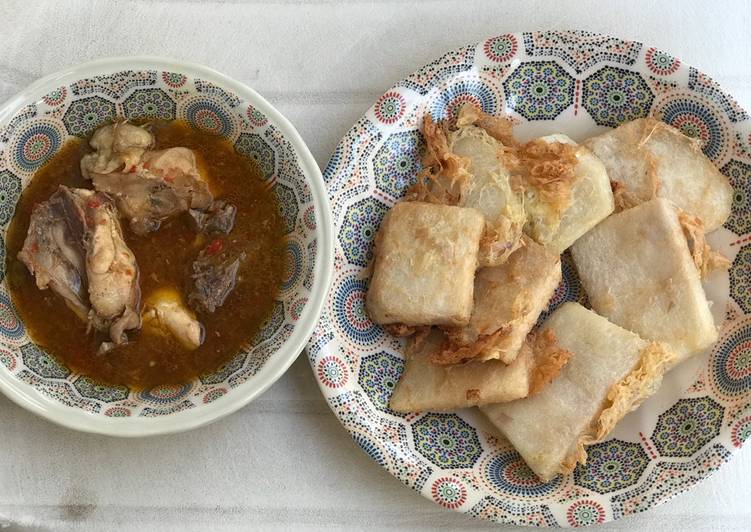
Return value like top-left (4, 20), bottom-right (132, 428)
top-left (1, 1), bottom-right (750, 530)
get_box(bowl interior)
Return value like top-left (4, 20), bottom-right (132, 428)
top-left (310, 31), bottom-right (751, 526)
top-left (0, 63), bottom-right (320, 421)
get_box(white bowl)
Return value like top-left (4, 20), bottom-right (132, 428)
top-left (0, 57), bottom-right (333, 436)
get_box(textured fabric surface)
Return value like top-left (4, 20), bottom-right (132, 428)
top-left (1, 1), bottom-right (750, 530)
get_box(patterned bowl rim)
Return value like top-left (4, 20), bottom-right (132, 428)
top-left (0, 56), bottom-right (334, 437)
top-left (309, 31), bottom-right (751, 526)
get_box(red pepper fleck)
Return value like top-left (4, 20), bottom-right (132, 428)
top-left (206, 238), bottom-right (223, 255)
top-left (87, 198), bottom-right (101, 209)
top-left (127, 166), bottom-right (137, 174)
top-left (30, 243), bottom-right (39, 253)
top-left (164, 173), bottom-right (175, 183)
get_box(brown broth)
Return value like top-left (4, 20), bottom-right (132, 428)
top-left (5, 120), bottom-right (286, 389)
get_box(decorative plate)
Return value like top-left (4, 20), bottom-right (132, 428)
top-left (308, 31), bottom-right (751, 526)
top-left (0, 57), bottom-right (332, 436)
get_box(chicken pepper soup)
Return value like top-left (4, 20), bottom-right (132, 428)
top-left (5, 120), bottom-right (286, 388)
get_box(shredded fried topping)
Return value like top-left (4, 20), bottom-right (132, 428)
top-left (595, 342), bottom-right (676, 438)
top-left (416, 107), bottom-right (581, 256)
top-left (527, 330), bottom-right (572, 395)
top-left (557, 341), bottom-right (675, 476)
top-left (501, 139), bottom-right (578, 218)
top-left (429, 325), bottom-right (513, 365)
top-left (382, 323), bottom-right (422, 337)
top-left (455, 104), bottom-right (517, 146)
top-left (407, 115), bottom-right (470, 204)
top-left (611, 180), bottom-right (641, 212)
top-left (478, 218), bottom-right (525, 267)
top-left (678, 210), bottom-right (731, 278)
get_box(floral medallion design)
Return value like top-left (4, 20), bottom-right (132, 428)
top-left (9, 121), bottom-right (63, 173)
top-left (730, 244), bottom-right (751, 313)
top-left (338, 197), bottom-right (389, 267)
top-left (357, 351), bottom-right (403, 412)
top-left (20, 343), bottom-right (69, 379)
top-left (412, 414), bottom-right (482, 469)
top-left (582, 66), bottom-right (654, 127)
top-left (374, 91), bottom-right (407, 125)
top-left (483, 34), bottom-right (518, 63)
top-left (235, 133), bottom-right (276, 181)
top-left (731, 416), bottom-right (751, 448)
top-left (651, 397), bottom-right (724, 457)
top-left (482, 450), bottom-right (563, 500)
top-left (430, 74), bottom-right (501, 123)
top-left (652, 94), bottom-right (730, 162)
top-left (122, 88), bottom-right (176, 120)
top-left (566, 500), bottom-right (606, 526)
top-left (330, 276), bottom-right (381, 349)
top-left (709, 320), bottom-right (751, 400)
top-left (62, 96), bottom-right (116, 136)
top-left (431, 477), bottom-right (468, 509)
top-left (182, 96), bottom-right (236, 138)
top-left (0, 171), bottom-right (22, 226)
top-left (574, 440), bottom-right (650, 494)
top-left (317, 355), bottom-right (349, 389)
top-left (372, 130), bottom-right (423, 198)
top-left (503, 61), bottom-right (575, 120)
top-left (722, 160), bottom-right (751, 235)
top-left (645, 48), bottom-right (681, 76)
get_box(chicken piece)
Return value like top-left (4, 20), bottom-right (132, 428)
top-left (189, 201), bottom-right (237, 235)
top-left (81, 190), bottom-right (141, 343)
top-left (90, 147), bottom-right (213, 235)
top-left (17, 187), bottom-right (89, 321)
top-left (189, 238), bottom-right (246, 313)
top-left (143, 287), bottom-right (204, 350)
top-left (18, 186), bottom-right (141, 345)
top-left (141, 148), bottom-right (213, 210)
top-left (92, 173), bottom-right (190, 235)
top-left (80, 122), bottom-right (154, 178)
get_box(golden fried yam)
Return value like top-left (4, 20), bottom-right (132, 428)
top-left (585, 118), bottom-right (732, 231)
top-left (571, 198), bottom-right (718, 361)
top-left (366, 201), bottom-right (484, 327)
top-left (482, 303), bottom-right (675, 481)
top-left (389, 329), bottom-right (534, 412)
top-left (435, 238), bottom-right (561, 364)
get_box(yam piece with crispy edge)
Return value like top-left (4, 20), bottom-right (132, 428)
top-left (412, 106), bottom-right (525, 267)
top-left (448, 122), bottom-right (526, 267)
top-left (482, 303), bottom-right (676, 482)
top-left (571, 198), bottom-right (718, 362)
top-left (366, 201), bottom-right (485, 327)
top-left (531, 134), bottom-right (614, 253)
top-left (434, 237), bottom-right (561, 365)
top-left (389, 327), bottom-right (571, 412)
top-left (584, 117), bottom-right (732, 231)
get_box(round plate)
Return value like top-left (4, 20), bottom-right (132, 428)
top-left (308, 31), bottom-right (751, 526)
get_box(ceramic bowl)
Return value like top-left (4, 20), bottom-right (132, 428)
top-left (310, 30), bottom-right (751, 526)
top-left (0, 57), bottom-right (333, 436)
